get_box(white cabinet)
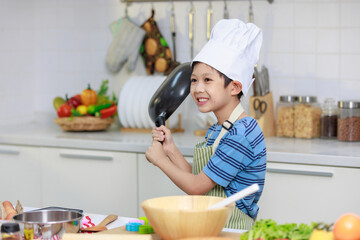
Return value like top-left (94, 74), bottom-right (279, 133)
top-left (0, 144), bottom-right (42, 207)
top-left (40, 147), bottom-right (138, 217)
top-left (257, 162), bottom-right (360, 224)
top-left (137, 154), bottom-right (189, 217)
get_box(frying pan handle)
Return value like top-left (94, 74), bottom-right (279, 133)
top-left (155, 113), bottom-right (166, 127)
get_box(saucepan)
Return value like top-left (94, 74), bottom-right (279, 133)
top-left (148, 62), bottom-right (192, 127)
top-left (13, 210), bottom-right (83, 240)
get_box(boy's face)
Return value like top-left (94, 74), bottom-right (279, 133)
top-left (190, 62), bottom-right (234, 114)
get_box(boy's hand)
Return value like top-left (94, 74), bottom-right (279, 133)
top-left (145, 141), bottom-right (167, 167)
top-left (151, 126), bottom-right (175, 155)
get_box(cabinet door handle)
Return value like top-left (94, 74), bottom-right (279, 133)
top-left (59, 151), bottom-right (113, 161)
top-left (0, 147), bottom-right (20, 155)
top-left (267, 168), bottom-right (333, 177)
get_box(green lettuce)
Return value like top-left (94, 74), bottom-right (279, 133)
top-left (240, 219), bottom-right (316, 240)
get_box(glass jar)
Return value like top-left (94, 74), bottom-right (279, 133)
top-left (294, 96), bottom-right (322, 139)
top-left (320, 98), bottom-right (339, 139)
top-left (337, 101), bottom-right (360, 142)
top-left (276, 95), bottom-right (298, 138)
top-left (1, 223), bottom-right (21, 240)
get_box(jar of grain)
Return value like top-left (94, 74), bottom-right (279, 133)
top-left (337, 100), bottom-right (360, 142)
top-left (276, 95), bottom-right (298, 137)
top-left (294, 96), bottom-right (322, 139)
top-left (320, 98), bottom-right (338, 139)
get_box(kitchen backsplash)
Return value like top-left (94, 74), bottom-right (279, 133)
top-left (0, 0), bottom-right (359, 126)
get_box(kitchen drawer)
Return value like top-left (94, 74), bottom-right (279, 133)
top-left (137, 154), bottom-right (189, 217)
top-left (40, 147), bottom-right (138, 217)
top-left (257, 162), bottom-right (360, 224)
top-left (0, 144), bottom-right (42, 207)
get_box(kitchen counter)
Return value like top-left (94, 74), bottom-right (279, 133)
top-left (0, 116), bottom-right (360, 168)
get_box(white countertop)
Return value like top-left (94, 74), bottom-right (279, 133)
top-left (0, 115), bottom-right (359, 168)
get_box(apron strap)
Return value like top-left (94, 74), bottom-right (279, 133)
top-left (212, 103), bottom-right (245, 155)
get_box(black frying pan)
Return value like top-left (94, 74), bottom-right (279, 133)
top-left (148, 62), bottom-right (192, 127)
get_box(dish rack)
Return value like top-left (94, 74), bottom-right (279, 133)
top-left (54, 117), bottom-right (115, 131)
top-left (120, 114), bottom-right (184, 133)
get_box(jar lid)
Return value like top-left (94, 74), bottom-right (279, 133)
top-left (1, 222), bottom-right (20, 233)
top-left (298, 96), bottom-right (317, 103)
top-left (338, 100), bottom-right (360, 109)
top-left (279, 95), bottom-right (299, 102)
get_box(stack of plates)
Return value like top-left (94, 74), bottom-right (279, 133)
top-left (118, 76), bottom-right (179, 129)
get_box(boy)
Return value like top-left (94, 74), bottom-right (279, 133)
top-left (145, 19), bottom-right (266, 230)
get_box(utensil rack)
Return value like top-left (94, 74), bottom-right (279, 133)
top-left (122, 0), bottom-right (273, 3)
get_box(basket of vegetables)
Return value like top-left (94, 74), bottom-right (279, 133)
top-left (53, 80), bottom-right (118, 131)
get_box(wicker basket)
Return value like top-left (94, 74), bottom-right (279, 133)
top-left (54, 116), bottom-right (115, 131)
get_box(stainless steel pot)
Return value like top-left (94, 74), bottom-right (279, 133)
top-left (13, 210), bottom-right (83, 240)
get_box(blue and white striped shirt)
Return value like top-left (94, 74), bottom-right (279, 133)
top-left (203, 117), bottom-right (266, 219)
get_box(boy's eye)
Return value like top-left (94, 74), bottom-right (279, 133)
top-left (191, 78), bottom-right (197, 83)
top-left (205, 78), bottom-right (212, 82)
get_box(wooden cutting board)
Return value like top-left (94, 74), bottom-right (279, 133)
top-left (62, 226), bottom-right (241, 240)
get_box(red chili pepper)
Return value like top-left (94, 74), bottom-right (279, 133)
top-left (98, 105), bottom-right (117, 118)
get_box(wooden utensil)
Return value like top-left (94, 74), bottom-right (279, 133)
top-left (81, 215), bottom-right (118, 232)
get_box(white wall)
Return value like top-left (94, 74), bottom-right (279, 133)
top-left (0, 0), bottom-right (359, 126)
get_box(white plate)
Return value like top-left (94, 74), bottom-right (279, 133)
top-left (125, 77), bottom-right (140, 128)
top-left (147, 77), bottom-right (166, 128)
top-left (118, 78), bottom-right (133, 128)
top-left (139, 78), bottom-right (151, 129)
top-left (133, 76), bottom-right (145, 128)
top-left (146, 77), bottom-right (158, 128)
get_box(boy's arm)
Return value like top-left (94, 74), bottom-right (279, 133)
top-left (146, 141), bottom-right (216, 195)
top-left (166, 144), bottom-right (192, 173)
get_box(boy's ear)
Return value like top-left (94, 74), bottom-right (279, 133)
top-left (231, 81), bottom-right (242, 96)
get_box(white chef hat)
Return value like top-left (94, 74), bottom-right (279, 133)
top-left (192, 19), bottom-right (263, 96)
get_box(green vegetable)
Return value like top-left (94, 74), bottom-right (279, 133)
top-left (96, 79), bottom-right (118, 106)
top-left (97, 79), bottom-right (109, 96)
top-left (87, 103), bottom-right (112, 116)
top-left (71, 108), bottom-right (82, 117)
top-left (240, 219), bottom-right (316, 240)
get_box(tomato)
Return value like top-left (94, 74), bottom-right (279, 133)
top-left (57, 104), bottom-right (72, 117)
top-left (333, 213), bottom-right (360, 240)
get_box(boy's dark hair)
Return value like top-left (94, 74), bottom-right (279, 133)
top-left (192, 62), bottom-right (243, 99)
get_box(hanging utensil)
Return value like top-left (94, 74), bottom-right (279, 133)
top-left (206, 1), bottom-right (213, 40)
top-left (165, 0), bottom-right (180, 74)
top-left (189, 1), bottom-right (195, 60)
top-left (170, 1), bottom-right (177, 62)
top-left (223, 0), bottom-right (229, 19)
top-left (248, 0), bottom-right (254, 23)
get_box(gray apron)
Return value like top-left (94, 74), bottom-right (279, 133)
top-left (192, 104), bottom-right (254, 230)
